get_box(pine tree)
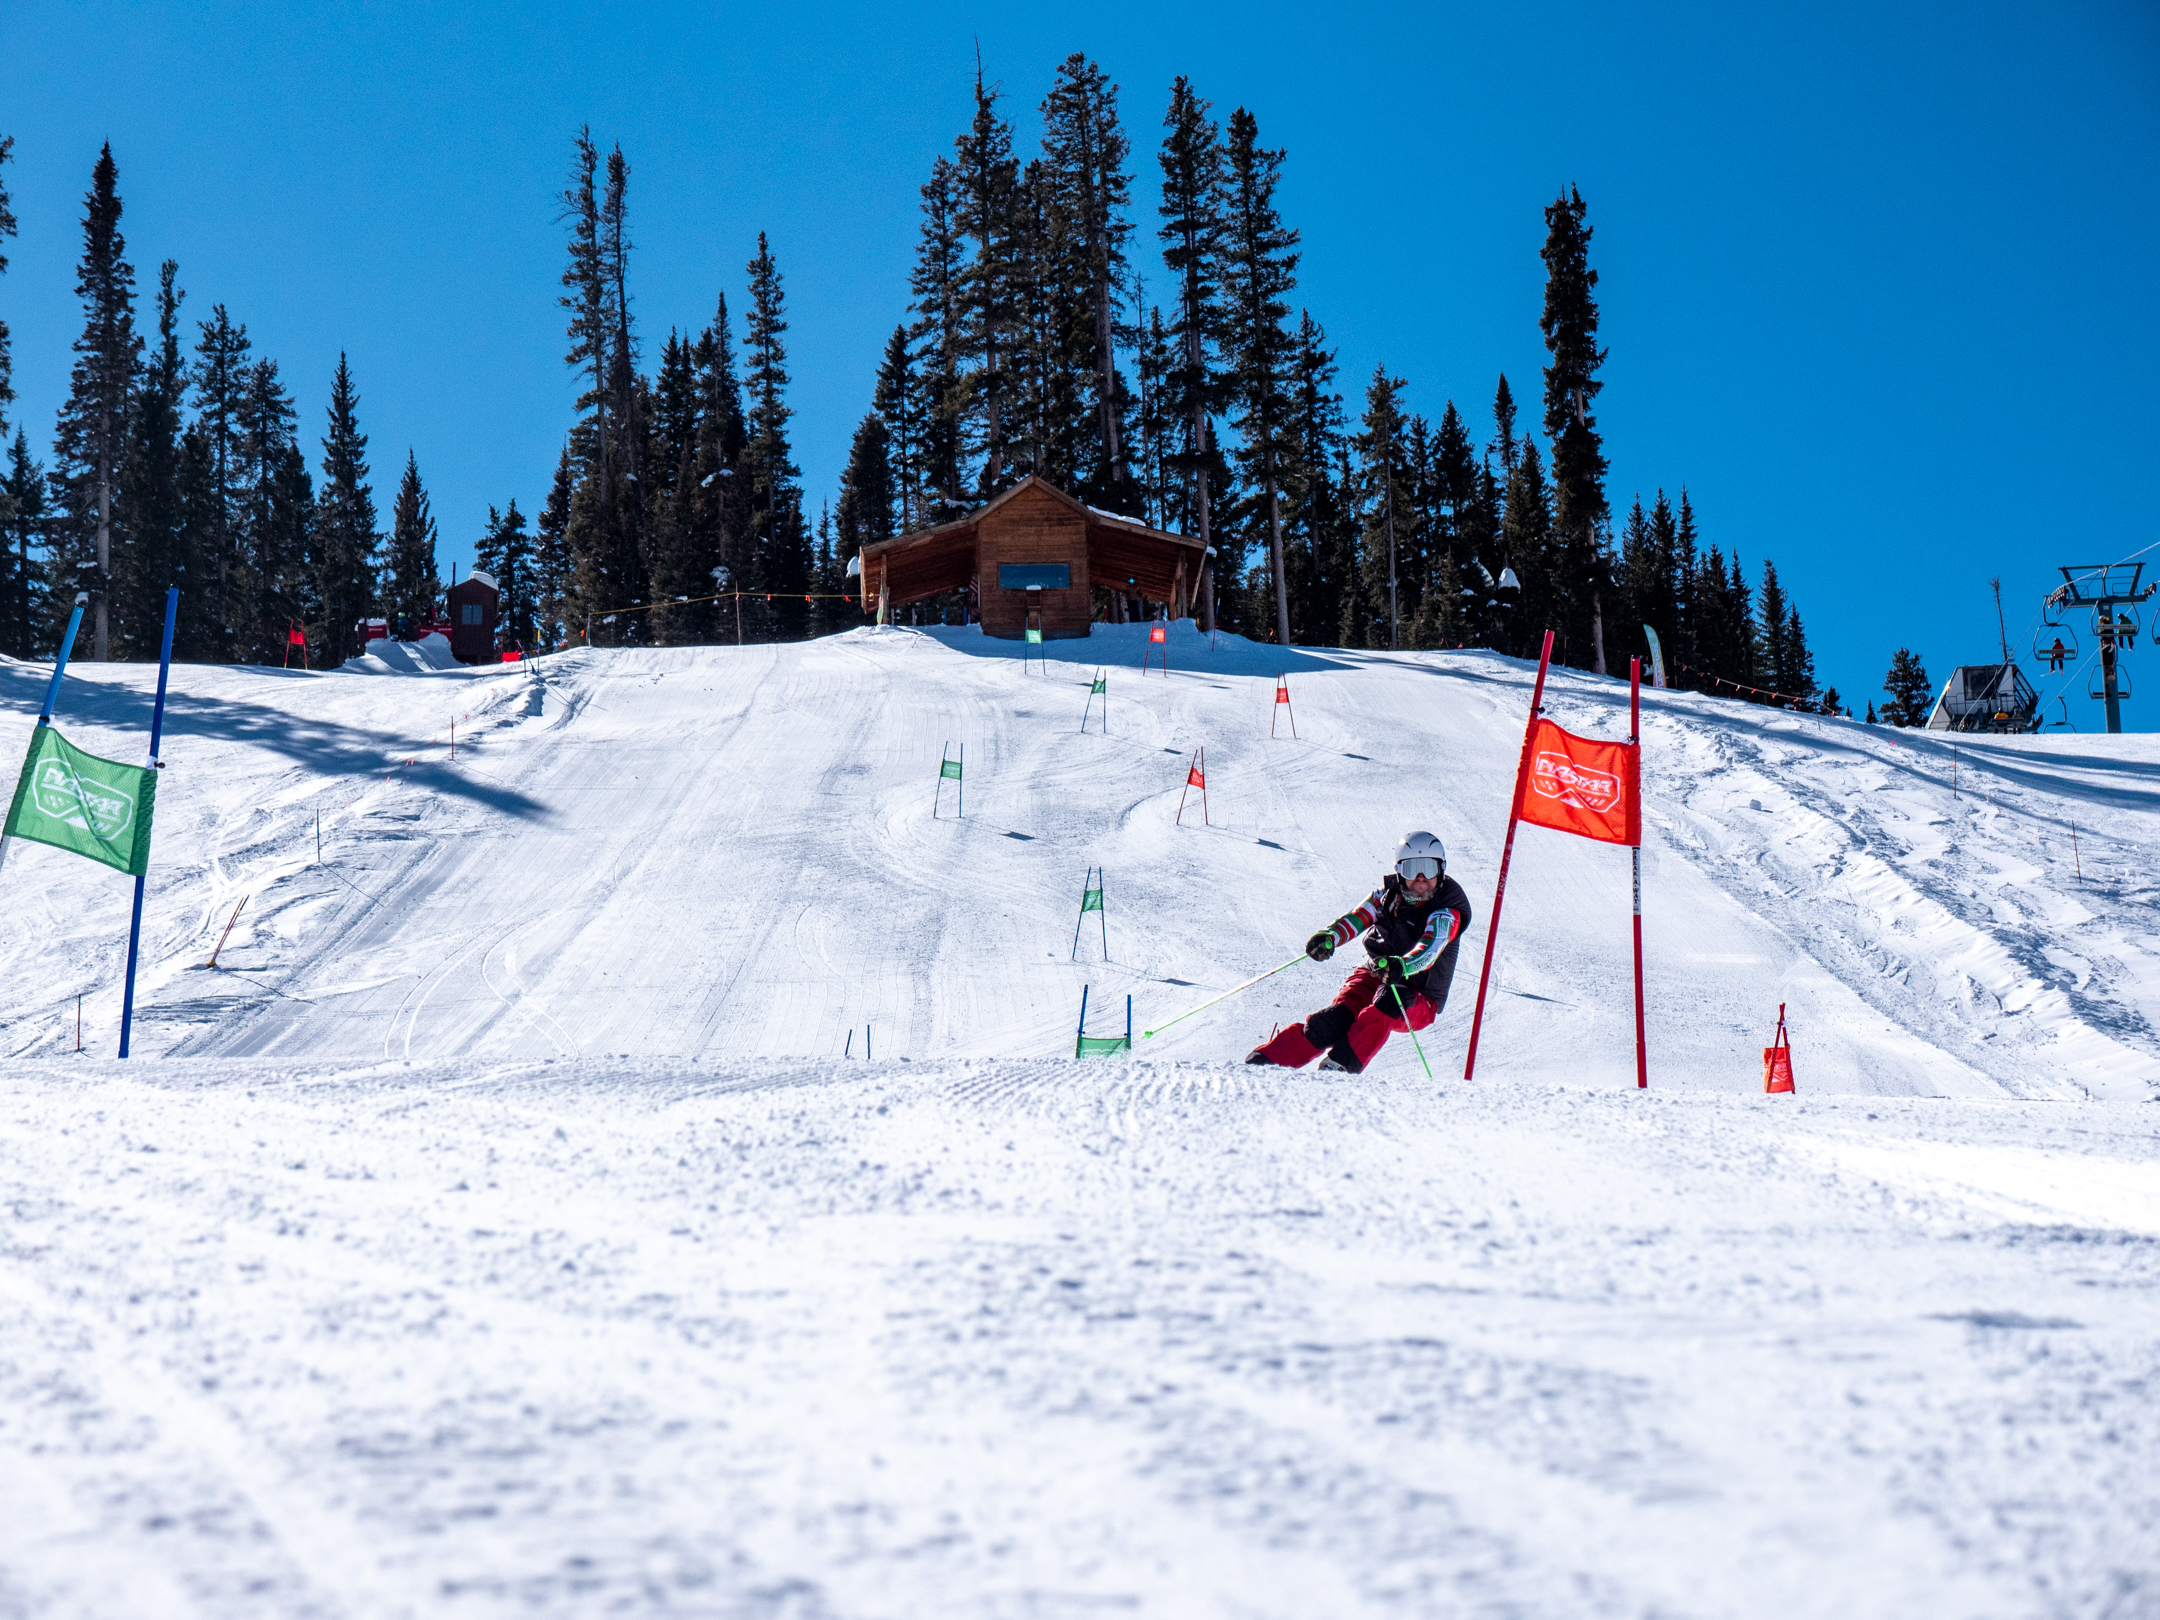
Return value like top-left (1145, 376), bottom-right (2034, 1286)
top-left (1758, 559), bottom-right (1789, 695)
top-left (1158, 75), bottom-right (1230, 631)
top-left (1784, 606), bottom-right (1816, 701)
top-left (532, 446), bottom-right (573, 647)
top-left (1285, 308), bottom-right (1346, 643)
top-left (1673, 487), bottom-right (1701, 672)
top-left (742, 233), bottom-right (808, 640)
top-left (3, 431), bottom-right (45, 657)
top-left (1864, 700), bottom-right (1877, 724)
top-left (1501, 439), bottom-right (1555, 657)
top-left (1220, 106), bottom-right (1299, 647)
top-left (1353, 363), bottom-right (1408, 649)
top-left (191, 303), bottom-right (252, 658)
top-left (1038, 54), bottom-right (1134, 503)
top-left (692, 292), bottom-right (748, 634)
top-left (384, 452), bottom-right (438, 635)
top-left (559, 128), bottom-right (611, 478)
top-left (836, 412), bottom-right (892, 589)
top-left (50, 143), bottom-right (139, 659)
top-left (1539, 186), bottom-right (1611, 672)
top-left (237, 358), bottom-right (310, 664)
top-left (1491, 374), bottom-right (1519, 476)
top-left (312, 353), bottom-right (378, 662)
top-left (1882, 647), bottom-right (1932, 726)
top-left (476, 500), bottom-right (533, 650)
top-left (955, 62), bottom-right (1021, 497)
top-left (872, 325), bottom-right (923, 532)
top-left (909, 156), bottom-right (969, 521)
top-left (118, 260), bottom-right (188, 660)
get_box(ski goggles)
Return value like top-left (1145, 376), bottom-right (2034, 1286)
top-left (1396, 857), bottom-right (1443, 882)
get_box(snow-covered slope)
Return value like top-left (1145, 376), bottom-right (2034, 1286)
top-left (3, 622), bottom-right (2156, 1097)
top-left (1, 627), bottom-right (2155, 1617)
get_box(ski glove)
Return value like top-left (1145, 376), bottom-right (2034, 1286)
top-left (1305, 931), bottom-right (1336, 963)
top-left (1376, 954), bottom-right (1409, 986)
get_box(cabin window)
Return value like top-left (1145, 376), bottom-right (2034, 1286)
top-left (998, 563), bottom-right (1070, 590)
top-left (461, 603), bottom-right (484, 625)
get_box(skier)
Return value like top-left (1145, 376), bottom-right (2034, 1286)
top-left (1246, 832), bottom-right (1472, 1073)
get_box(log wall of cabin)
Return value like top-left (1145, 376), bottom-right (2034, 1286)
top-left (976, 492), bottom-right (1092, 639)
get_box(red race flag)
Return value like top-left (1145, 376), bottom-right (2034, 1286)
top-left (1514, 718), bottom-right (1640, 846)
top-left (287, 625), bottom-right (307, 646)
top-left (1186, 759), bottom-right (1205, 788)
top-left (1149, 625), bottom-right (1166, 643)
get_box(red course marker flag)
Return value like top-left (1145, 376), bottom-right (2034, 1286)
top-left (1515, 718), bottom-right (1641, 846)
top-left (1465, 632), bottom-right (1650, 1089)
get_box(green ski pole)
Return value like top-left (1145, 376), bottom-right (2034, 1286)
top-left (1142, 954), bottom-right (1306, 1039)
top-left (1386, 957), bottom-right (1435, 1081)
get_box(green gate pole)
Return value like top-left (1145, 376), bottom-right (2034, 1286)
top-left (119, 587), bottom-right (179, 1059)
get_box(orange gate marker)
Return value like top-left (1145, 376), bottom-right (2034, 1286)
top-left (1763, 1004), bottom-right (1796, 1093)
top-left (1271, 674), bottom-right (1297, 738)
top-left (1175, 747), bottom-right (1209, 826)
top-left (1141, 622), bottom-right (1168, 676)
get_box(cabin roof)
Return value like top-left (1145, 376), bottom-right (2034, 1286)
top-left (857, 476), bottom-right (1201, 609)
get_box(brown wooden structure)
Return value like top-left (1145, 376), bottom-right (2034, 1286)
top-left (446, 569), bottom-right (500, 665)
top-left (856, 477), bottom-right (1203, 639)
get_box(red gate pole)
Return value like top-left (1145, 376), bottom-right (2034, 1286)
top-left (1463, 629), bottom-right (1555, 1081)
top-left (1631, 656), bottom-right (1647, 1090)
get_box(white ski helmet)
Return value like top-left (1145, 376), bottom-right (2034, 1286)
top-left (1393, 831), bottom-right (1445, 882)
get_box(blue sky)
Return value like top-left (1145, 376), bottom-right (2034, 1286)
top-left (4, 1), bottom-right (2157, 720)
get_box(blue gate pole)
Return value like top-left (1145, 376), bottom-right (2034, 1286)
top-left (0, 598), bottom-right (86, 884)
top-left (118, 588), bottom-right (179, 1059)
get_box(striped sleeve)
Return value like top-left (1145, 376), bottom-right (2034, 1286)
top-left (1325, 888), bottom-right (1387, 950)
top-left (1403, 903), bottom-right (1466, 972)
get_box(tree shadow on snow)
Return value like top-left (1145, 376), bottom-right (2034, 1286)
top-left (0, 659), bottom-right (548, 821)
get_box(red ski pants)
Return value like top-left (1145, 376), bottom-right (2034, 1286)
top-left (1252, 964), bottom-right (1434, 1072)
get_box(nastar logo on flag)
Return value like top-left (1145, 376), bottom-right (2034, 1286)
top-left (1530, 748), bottom-right (1622, 815)
top-left (1512, 717), bottom-right (1640, 846)
top-left (3, 724), bottom-right (159, 875)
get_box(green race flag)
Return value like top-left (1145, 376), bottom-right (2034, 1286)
top-left (4, 725), bottom-right (157, 876)
top-left (1090, 674), bottom-right (1106, 694)
top-left (1075, 1033), bottom-right (1130, 1058)
top-left (1080, 885), bottom-right (1103, 912)
top-left (1025, 627), bottom-right (1043, 644)
top-left (940, 757), bottom-right (963, 780)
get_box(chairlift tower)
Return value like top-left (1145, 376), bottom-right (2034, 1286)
top-left (2049, 563), bottom-right (2155, 734)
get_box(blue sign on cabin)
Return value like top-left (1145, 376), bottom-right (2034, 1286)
top-left (998, 563), bottom-right (1072, 591)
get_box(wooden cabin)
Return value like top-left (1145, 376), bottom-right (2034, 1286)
top-left (446, 569), bottom-right (500, 665)
top-left (855, 477), bottom-right (1205, 639)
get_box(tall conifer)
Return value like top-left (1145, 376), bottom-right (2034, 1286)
top-left (238, 359), bottom-right (310, 663)
top-left (4, 432), bottom-right (44, 656)
top-left (51, 143), bottom-right (139, 658)
top-left (384, 452), bottom-right (438, 634)
top-left (1158, 77), bottom-right (1228, 630)
top-left (119, 261), bottom-right (188, 659)
top-left (312, 353), bottom-right (378, 662)
top-left (1220, 106), bottom-right (1299, 646)
top-left (743, 233), bottom-right (808, 639)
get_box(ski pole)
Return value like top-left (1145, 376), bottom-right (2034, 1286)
top-left (1141, 954), bottom-right (1306, 1039)
top-left (1385, 960), bottom-right (1434, 1082)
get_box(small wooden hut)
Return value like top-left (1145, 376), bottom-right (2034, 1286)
top-left (446, 569), bottom-right (500, 665)
top-left (855, 477), bottom-right (1204, 638)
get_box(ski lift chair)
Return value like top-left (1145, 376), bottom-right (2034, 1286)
top-left (2033, 621), bottom-right (2077, 672)
top-left (2088, 658), bottom-right (2133, 701)
top-left (2093, 603), bottom-right (2141, 646)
